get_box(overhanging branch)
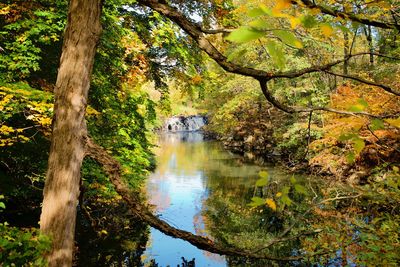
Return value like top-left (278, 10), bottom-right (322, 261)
top-left (259, 79), bottom-right (396, 119)
top-left (324, 70), bottom-right (400, 96)
top-left (137, 0), bottom-right (399, 117)
top-left (85, 137), bottom-right (319, 261)
top-left (294, 0), bottom-right (400, 30)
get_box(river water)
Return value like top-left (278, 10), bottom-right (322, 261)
top-left (143, 132), bottom-right (304, 266)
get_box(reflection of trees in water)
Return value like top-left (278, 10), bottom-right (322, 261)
top-left (201, 171), bottom-right (312, 266)
top-left (148, 257), bottom-right (195, 267)
top-left (75, 202), bottom-right (149, 266)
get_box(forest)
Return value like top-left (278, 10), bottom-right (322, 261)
top-left (0, 0), bottom-right (399, 266)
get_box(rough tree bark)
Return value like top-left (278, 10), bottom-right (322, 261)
top-left (39, 0), bottom-right (102, 266)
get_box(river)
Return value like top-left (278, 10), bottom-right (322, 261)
top-left (143, 132), bottom-right (307, 266)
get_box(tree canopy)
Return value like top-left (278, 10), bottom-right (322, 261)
top-left (0, 0), bottom-right (399, 266)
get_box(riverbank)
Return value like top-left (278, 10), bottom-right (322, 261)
top-left (203, 85), bottom-right (400, 184)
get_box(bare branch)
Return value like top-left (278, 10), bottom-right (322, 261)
top-left (200, 27), bottom-right (234, 34)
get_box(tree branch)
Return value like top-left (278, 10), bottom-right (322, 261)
top-left (259, 79), bottom-right (396, 118)
top-left (200, 27), bottom-right (234, 34)
top-left (137, 0), bottom-right (399, 117)
top-left (294, 0), bottom-right (400, 30)
top-left (324, 70), bottom-right (400, 96)
top-left (85, 137), bottom-right (319, 261)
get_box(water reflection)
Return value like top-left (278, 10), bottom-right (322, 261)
top-left (145, 132), bottom-right (226, 267)
top-left (144, 132), bottom-right (306, 266)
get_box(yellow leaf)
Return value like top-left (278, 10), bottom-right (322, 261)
top-left (385, 118), bottom-right (400, 128)
top-left (272, 0), bottom-right (292, 16)
top-left (289, 17), bottom-right (301, 29)
top-left (274, 0), bottom-right (291, 11)
top-left (0, 6), bottom-right (10, 15)
top-left (310, 8), bottom-right (320, 15)
top-left (100, 229), bottom-right (108, 235)
top-left (320, 24), bottom-right (333, 37)
top-left (265, 198), bottom-right (277, 211)
top-left (276, 192), bottom-right (282, 197)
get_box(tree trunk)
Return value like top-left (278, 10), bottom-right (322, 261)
top-left (343, 30), bottom-right (349, 76)
top-left (39, 0), bottom-right (102, 266)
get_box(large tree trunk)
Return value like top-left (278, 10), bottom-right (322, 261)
top-left (39, 0), bottom-right (102, 266)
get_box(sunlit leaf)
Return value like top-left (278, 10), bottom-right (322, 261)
top-left (259, 170), bottom-right (269, 178)
top-left (281, 194), bottom-right (292, 206)
top-left (353, 138), bottom-right (365, 154)
top-left (301, 15), bottom-right (317, 28)
top-left (248, 6), bottom-right (271, 17)
top-left (265, 198), bottom-right (277, 211)
top-left (274, 0), bottom-right (292, 13)
top-left (338, 133), bottom-right (358, 141)
top-left (249, 19), bottom-right (270, 30)
top-left (273, 30), bottom-right (303, 48)
top-left (320, 23), bottom-right (334, 37)
top-left (289, 17), bottom-right (301, 29)
top-left (346, 151), bottom-right (356, 163)
top-left (385, 117), bottom-right (400, 128)
top-left (249, 197), bottom-right (265, 207)
top-left (226, 27), bottom-right (264, 43)
top-left (357, 98), bottom-right (369, 108)
top-left (370, 119), bottom-right (384, 131)
top-left (294, 184), bottom-right (307, 195)
top-left (265, 40), bottom-right (286, 68)
top-left (256, 177), bottom-right (268, 187)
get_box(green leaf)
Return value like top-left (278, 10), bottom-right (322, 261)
top-left (338, 133), bottom-right (358, 141)
top-left (265, 40), bottom-right (286, 69)
top-left (281, 194), bottom-right (292, 206)
top-left (248, 5), bottom-right (272, 17)
top-left (256, 177), bottom-right (268, 187)
top-left (301, 15), bottom-right (317, 28)
top-left (349, 98), bottom-right (368, 112)
top-left (353, 138), bottom-right (365, 154)
top-left (337, 25), bottom-right (351, 33)
top-left (290, 175), bottom-right (297, 184)
top-left (0, 202), bottom-right (5, 209)
top-left (249, 19), bottom-right (270, 30)
top-left (226, 27), bottom-right (264, 43)
top-left (248, 8), bottom-right (267, 18)
top-left (249, 197), bottom-right (266, 207)
top-left (259, 170), bottom-right (269, 178)
top-left (294, 184), bottom-right (307, 195)
top-left (273, 30), bottom-right (303, 48)
top-left (346, 151), bottom-right (356, 163)
top-left (256, 170), bottom-right (269, 186)
top-left (370, 119), bottom-right (384, 131)
top-left (358, 98), bottom-right (369, 108)
top-left (226, 48), bottom-right (247, 62)
top-left (348, 104), bottom-right (365, 112)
